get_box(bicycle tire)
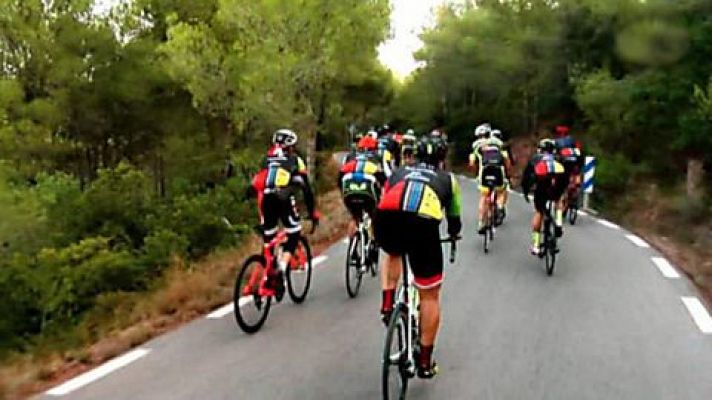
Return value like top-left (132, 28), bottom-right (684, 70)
top-left (382, 305), bottom-right (409, 400)
top-left (345, 233), bottom-right (363, 298)
top-left (286, 236), bottom-right (313, 304)
top-left (568, 205), bottom-right (578, 225)
top-left (369, 241), bottom-right (380, 277)
top-left (233, 255), bottom-right (271, 334)
top-left (545, 224), bottom-right (556, 276)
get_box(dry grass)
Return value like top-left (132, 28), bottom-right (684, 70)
top-left (0, 190), bottom-right (350, 400)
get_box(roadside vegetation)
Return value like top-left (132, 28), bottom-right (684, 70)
top-left (0, 1), bottom-right (392, 397)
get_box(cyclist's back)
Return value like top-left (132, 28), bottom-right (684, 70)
top-left (339, 138), bottom-right (386, 220)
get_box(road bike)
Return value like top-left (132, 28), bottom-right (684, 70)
top-left (480, 177), bottom-right (499, 254)
top-left (539, 200), bottom-right (559, 276)
top-left (233, 223), bottom-right (314, 333)
top-left (382, 237), bottom-right (459, 400)
top-left (565, 183), bottom-right (581, 226)
top-left (345, 210), bottom-right (378, 298)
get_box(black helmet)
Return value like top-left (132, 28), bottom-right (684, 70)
top-left (415, 136), bottom-right (440, 166)
top-left (538, 138), bottom-right (556, 154)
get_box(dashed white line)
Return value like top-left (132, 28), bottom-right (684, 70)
top-left (206, 302), bottom-right (235, 319)
top-left (597, 219), bottom-right (620, 230)
top-left (651, 257), bottom-right (680, 279)
top-left (313, 255), bottom-right (328, 267)
top-left (46, 348), bottom-right (151, 396)
top-left (681, 297), bottom-right (712, 334)
top-left (625, 234), bottom-right (650, 248)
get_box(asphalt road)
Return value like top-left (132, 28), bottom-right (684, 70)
top-left (43, 176), bottom-right (712, 400)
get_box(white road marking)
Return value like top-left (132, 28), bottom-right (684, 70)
top-left (681, 297), bottom-right (712, 334)
top-left (597, 219), bottom-right (620, 229)
top-left (626, 234), bottom-right (650, 248)
top-left (578, 210), bottom-right (589, 216)
top-left (46, 348), bottom-right (151, 396)
top-left (651, 257), bottom-right (680, 279)
top-left (206, 302), bottom-right (235, 319)
top-left (313, 255), bottom-right (328, 267)
top-left (342, 238), bottom-right (349, 244)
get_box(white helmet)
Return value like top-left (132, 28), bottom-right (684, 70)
top-left (474, 123), bottom-right (491, 138)
top-left (491, 129), bottom-right (502, 139)
top-left (367, 130), bottom-right (378, 139)
top-left (272, 129), bottom-right (298, 147)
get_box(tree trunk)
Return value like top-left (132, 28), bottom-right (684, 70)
top-left (686, 157), bottom-right (705, 202)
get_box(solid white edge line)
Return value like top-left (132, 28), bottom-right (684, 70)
top-left (342, 238), bottom-right (349, 244)
top-left (313, 255), bottom-right (328, 267)
top-left (626, 234), bottom-right (650, 248)
top-left (681, 297), bottom-right (712, 334)
top-left (578, 210), bottom-right (589, 216)
top-left (597, 219), bottom-right (620, 230)
top-left (46, 348), bottom-right (151, 396)
top-left (651, 257), bottom-right (680, 279)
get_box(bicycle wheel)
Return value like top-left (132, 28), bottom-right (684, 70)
top-left (568, 204), bottom-right (578, 225)
top-left (286, 236), bottom-right (313, 304)
top-left (345, 232), bottom-right (363, 298)
top-left (233, 255), bottom-right (271, 334)
top-left (545, 227), bottom-right (556, 276)
top-left (382, 305), bottom-right (409, 400)
top-left (369, 240), bottom-right (380, 277)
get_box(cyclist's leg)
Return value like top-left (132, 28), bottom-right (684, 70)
top-left (277, 195), bottom-right (302, 269)
top-left (261, 194), bottom-right (280, 245)
top-left (531, 187), bottom-right (547, 254)
top-left (478, 186), bottom-right (489, 233)
top-left (409, 217), bottom-right (443, 377)
top-left (374, 210), bottom-right (405, 320)
top-left (552, 174), bottom-right (568, 237)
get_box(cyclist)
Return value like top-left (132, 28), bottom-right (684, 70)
top-left (400, 129), bottom-right (417, 166)
top-left (376, 129), bottom-right (398, 176)
top-left (250, 129), bottom-right (320, 299)
top-left (553, 125), bottom-right (584, 215)
top-left (490, 129), bottom-right (512, 221)
top-left (469, 126), bottom-right (511, 233)
top-left (429, 129), bottom-right (449, 169)
top-left (339, 135), bottom-right (387, 267)
top-left (375, 136), bottom-right (462, 379)
top-left (521, 138), bottom-right (568, 255)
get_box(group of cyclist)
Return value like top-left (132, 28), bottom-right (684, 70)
top-left (248, 122), bottom-right (583, 381)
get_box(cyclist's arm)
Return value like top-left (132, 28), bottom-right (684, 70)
top-left (294, 157), bottom-right (316, 215)
top-left (521, 161), bottom-right (534, 197)
top-left (446, 174), bottom-right (463, 237)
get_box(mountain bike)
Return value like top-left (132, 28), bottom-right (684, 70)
top-left (345, 210), bottom-right (378, 298)
top-left (538, 200), bottom-right (559, 276)
top-left (480, 177), bottom-right (498, 254)
top-left (233, 223), bottom-right (315, 333)
top-left (382, 237), bottom-right (459, 400)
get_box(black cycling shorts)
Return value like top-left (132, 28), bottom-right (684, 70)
top-left (260, 192), bottom-right (301, 251)
top-left (481, 165), bottom-right (505, 189)
top-left (533, 176), bottom-right (567, 214)
top-left (374, 210), bottom-right (443, 289)
top-left (343, 193), bottom-right (376, 221)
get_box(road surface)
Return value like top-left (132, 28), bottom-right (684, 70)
top-left (43, 176), bottom-right (712, 399)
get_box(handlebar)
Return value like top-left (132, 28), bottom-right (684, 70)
top-left (440, 236), bottom-right (461, 264)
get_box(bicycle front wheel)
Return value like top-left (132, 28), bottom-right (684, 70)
top-left (382, 305), bottom-right (409, 400)
top-left (233, 255), bottom-right (271, 334)
top-left (286, 236), bottom-right (313, 304)
top-left (346, 233), bottom-right (364, 298)
top-left (545, 235), bottom-right (556, 276)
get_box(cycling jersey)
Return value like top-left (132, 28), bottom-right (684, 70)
top-left (339, 151), bottom-right (386, 201)
top-left (554, 135), bottom-right (583, 171)
top-left (521, 153), bottom-right (567, 213)
top-left (470, 138), bottom-right (508, 192)
top-left (378, 135), bottom-right (401, 172)
top-left (378, 163), bottom-right (461, 223)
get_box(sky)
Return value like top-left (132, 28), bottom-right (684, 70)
top-left (378, 0), bottom-right (446, 79)
top-left (94, 0), bottom-right (442, 79)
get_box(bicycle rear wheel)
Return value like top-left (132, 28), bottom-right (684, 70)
top-left (382, 305), bottom-right (409, 400)
top-left (345, 232), bottom-right (363, 298)
top-left (233, 255), bottom-right (271, 334)
top-left (286, 236), bottom-right (313, 304)
top-left (545, 225), bottom-right (556, 276)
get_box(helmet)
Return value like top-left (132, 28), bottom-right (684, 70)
top-left (366, 130), bottom-right (378, 139)
top-left (474, 123), bottom-right (491, 138)
top-left (415, 136), bottom-right (439, 166)
top-left (491, 129), bottom-right (502, 140)
top-left (538, 138), bottom-right (556, 154)
top-left (357, 135), bottom-right (377, 151)
top-left (555, 125), bottom-right (570, 137)
top-left (430, 129), bottom-right (442, 137)
top-left (272, 129), bottom-right (298, 147)
top-left (406, 128), bottom-right (415, 136)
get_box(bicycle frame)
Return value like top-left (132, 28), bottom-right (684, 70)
top-left (244, 230), bottom-right (307, 297)
top-left (395, 257), bottom-right (419, 376)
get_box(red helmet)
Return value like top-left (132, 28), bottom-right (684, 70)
top-left (555, 125), bottom-right (570, 137)
top-left (357, 136), bottom-right (377, 151)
